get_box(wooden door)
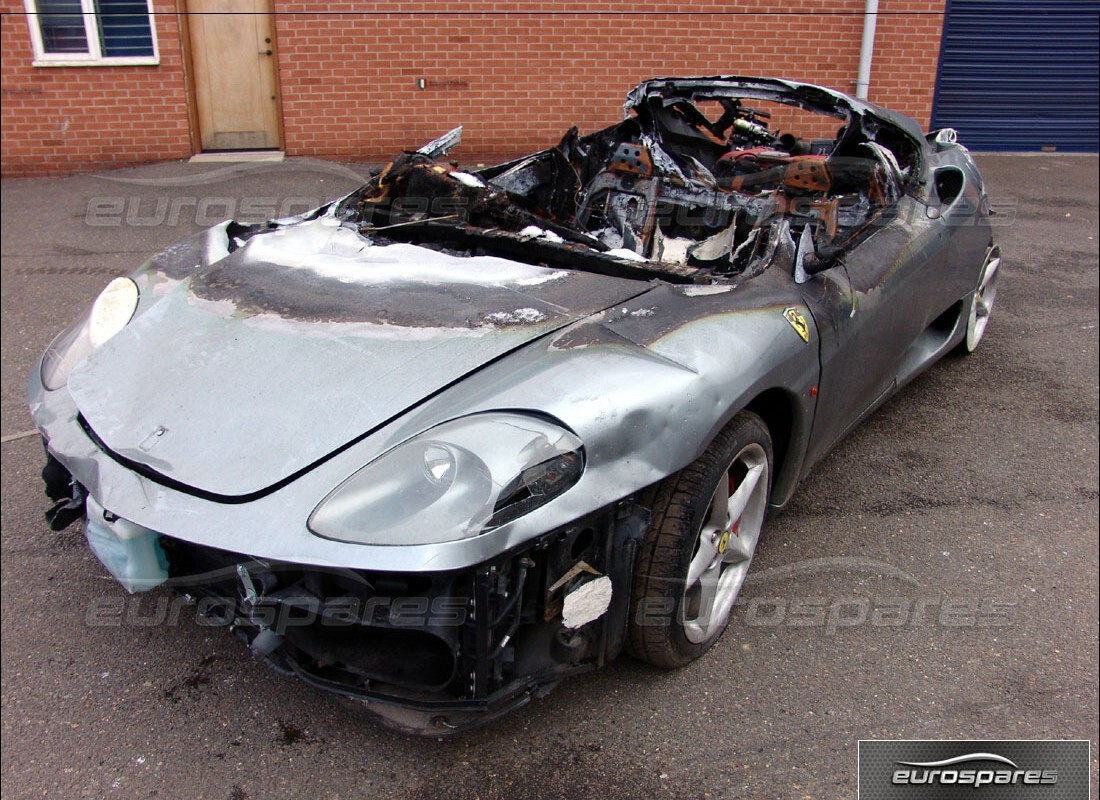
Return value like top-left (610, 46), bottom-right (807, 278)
top-left (187, 0), bottom-right (281, 150)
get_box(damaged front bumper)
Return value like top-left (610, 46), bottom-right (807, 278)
top-left (38, 445), bottom-right (647, 735)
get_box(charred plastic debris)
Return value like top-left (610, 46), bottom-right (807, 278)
top-left (327, 78), bottom-right (921, 286)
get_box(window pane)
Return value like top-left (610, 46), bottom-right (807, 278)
top-left (36, 0), bottom-right (89, 53)
top-left (94, 0), bottom-right (153, 57)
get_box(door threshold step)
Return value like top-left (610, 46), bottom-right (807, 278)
top-left (190, 151), bottom-right (285, 163)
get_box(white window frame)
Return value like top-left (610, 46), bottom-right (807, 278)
top-left (24, 0), bottom-right (159, 67)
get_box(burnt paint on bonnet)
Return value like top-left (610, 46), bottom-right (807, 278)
top-left (189, 221), bottom-right (639, 330)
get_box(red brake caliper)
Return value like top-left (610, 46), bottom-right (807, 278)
top-left (729, 475), bottom-right (741, 537)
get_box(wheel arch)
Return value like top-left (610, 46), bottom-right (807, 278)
top-left (741, 386), bottom-right (805, 508)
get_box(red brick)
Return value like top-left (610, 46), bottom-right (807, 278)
top-left (3, 0), bottom-right (944, 174)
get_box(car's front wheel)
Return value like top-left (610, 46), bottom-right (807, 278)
top-left (626, 411), bottom-right (772, 668)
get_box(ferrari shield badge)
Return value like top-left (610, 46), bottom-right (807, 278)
top-left (783, 306), bottom-right (810, 343)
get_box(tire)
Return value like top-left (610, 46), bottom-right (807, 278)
top-left (626, 411), bottom-right (773, 669)
top-left (957, 245), bottom-right (1001, 354)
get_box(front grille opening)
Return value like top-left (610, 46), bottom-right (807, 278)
top-left (283, 623), bottom-right (456, 691)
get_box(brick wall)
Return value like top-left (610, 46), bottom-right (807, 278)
top-left (869, 0), bottom-right (947, 128)
top-left (1, 0), bottom-right (945, 175)
top-left (0, 0), bottom-right (193, 176)
top-left (273, 0), bottom-right (946, 163)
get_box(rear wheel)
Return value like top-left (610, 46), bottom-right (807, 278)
top-left (626, 411), bottom-right (772, 668)
top-left (959, 245), bottom-right (1001, 353)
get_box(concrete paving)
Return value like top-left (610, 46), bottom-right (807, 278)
top-left (1, 153), bottom-right (1097, 799)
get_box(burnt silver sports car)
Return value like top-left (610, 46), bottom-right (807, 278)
top-left (30, 77), bottom-right (999, 734)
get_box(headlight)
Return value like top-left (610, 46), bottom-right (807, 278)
top-left (40, 277), bottom-right (139, 390)
top-left (308, 413), bottom-right (584, 545)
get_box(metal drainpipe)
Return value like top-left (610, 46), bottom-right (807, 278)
top-left (855, 0), bottom-right (879, 100)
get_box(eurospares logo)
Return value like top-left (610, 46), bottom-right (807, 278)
top-left (858, 740), bottom-right (1089, 800)
top-left (892, 752), bottom-right (1056, 788)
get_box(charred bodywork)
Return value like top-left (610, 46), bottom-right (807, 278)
top-left (29, 77), bottom-right (998, 734)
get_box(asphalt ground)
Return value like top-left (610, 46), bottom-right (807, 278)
top-left (1, 153), bottom-right (1097, 799)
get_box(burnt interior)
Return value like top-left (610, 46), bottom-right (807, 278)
top-left (332, 80), bottom-right (921, 283)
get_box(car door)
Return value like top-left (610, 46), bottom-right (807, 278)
top-left (797, 191), bottom-right (952, 470)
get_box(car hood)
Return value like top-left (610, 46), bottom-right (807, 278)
top-left (68, 219), bottom-right (650, 498)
